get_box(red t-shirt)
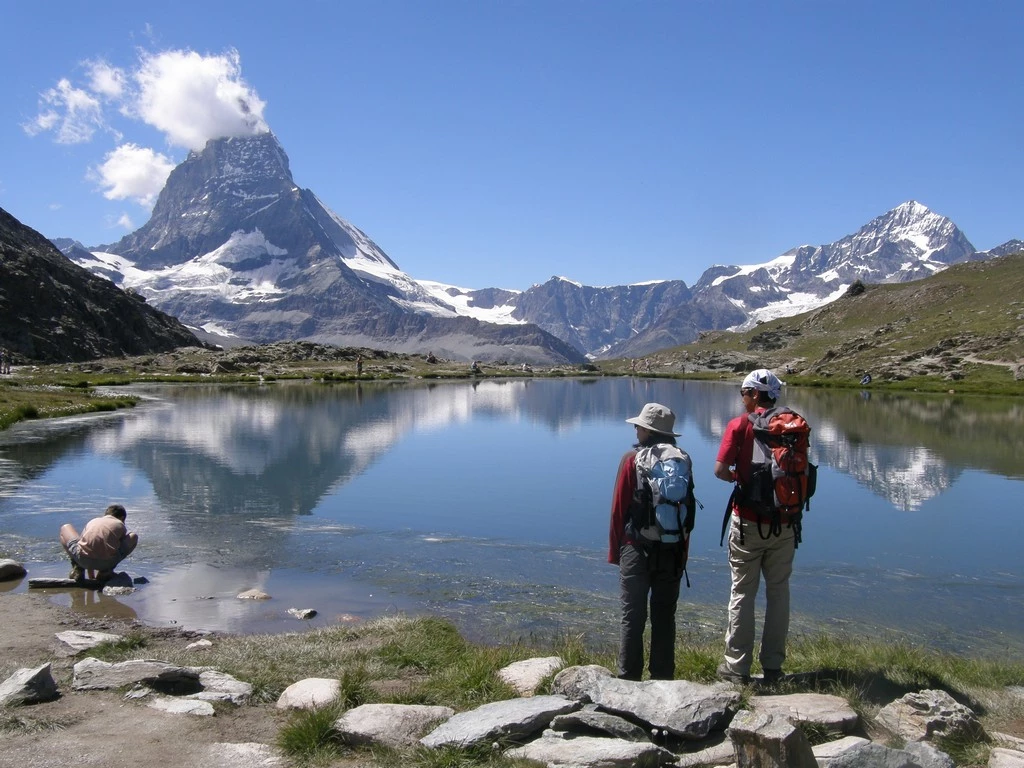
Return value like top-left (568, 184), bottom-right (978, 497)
top-left (716, 408), bottom-right (793, 523)
top-left (607, 450), bottom-right (638, 564)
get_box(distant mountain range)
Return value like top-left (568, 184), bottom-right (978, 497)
top-left (48, 131), bottom-right (1022, 363)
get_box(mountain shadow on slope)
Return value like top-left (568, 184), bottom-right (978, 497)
top-left (0, 207), bottom-right (204, 363)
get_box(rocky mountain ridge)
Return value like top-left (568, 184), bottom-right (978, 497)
top-left (54, 132), bottom-right (1021, 363)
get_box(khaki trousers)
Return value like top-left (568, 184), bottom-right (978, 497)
top-left (723, 517), bottom-right (795, 676)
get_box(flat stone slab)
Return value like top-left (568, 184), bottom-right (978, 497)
top-left (56, 630), bottom-right (124, 652)
top-left (750, 692), bottom-right (860, 732)
top-left (421, 695), bottom-right (580, 748)
top-left (29, 577), bottom-right (104, 590)
top-left (334, 703), bottom-right (455, 747)
top-left (507, 731), bottom-right (675, 768)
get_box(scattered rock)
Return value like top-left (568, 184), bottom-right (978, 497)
top-left (204, 743), bottom-right (285, 767)
top-left (275, 677), bottom-right (340, 710)
top-left (875, 689), bottom-right (984, 743)
top-left (506, 731), bottom-right (675, 768)
top-left (286, 608), bottom-right (317, 620)
top-left (727, 708), bottom-right (817, 768)
top-left (55, 630), bottom-right (123, 652)
top-left (420, 694), bottom-right (580, 749)
top-left (186, 639), bottom-right (214, 650)
top-left (147, 695), bottom-right (215, 716)
top-left (237, 589), bottom-right (271, 600)
top-left (334, 703), bottom-right (455, 747)
top-left (0, 558), bottom-right (27, 581)
top-left (497, 655), bottom-right (564, 696)
top-left (0, 663), bottom-right (59, 706)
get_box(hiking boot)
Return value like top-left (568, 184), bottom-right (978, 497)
top-left (95, 570), bottom-right (115, 582)
top-left (716, 662), bottom-right (750, 685)
top-left (759, 668), bottom-right (784, 684)
top-left (68, 564), bottom-right (83, 581)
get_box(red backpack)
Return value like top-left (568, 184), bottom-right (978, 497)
top-left (721, 406), bottom-right (817, 548)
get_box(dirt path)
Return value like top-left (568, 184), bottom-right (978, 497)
top-left (0, 590), bottom-right (287, 768)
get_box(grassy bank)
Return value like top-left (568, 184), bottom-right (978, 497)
top-left (0, 379), bottom-right (138, 430)
top-left (76, 615), bottom-right (1024, 767)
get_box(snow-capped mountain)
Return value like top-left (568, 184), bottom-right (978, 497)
top-left (59, 130), bottom-right (1021, 363)
top-left (66, 133), bottom-right (584, 365)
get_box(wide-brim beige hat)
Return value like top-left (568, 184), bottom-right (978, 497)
top-left (625, 402), bottom-right (680, 436)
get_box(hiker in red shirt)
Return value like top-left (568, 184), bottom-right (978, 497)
top-left (713, 369), bottom-right (792, 685)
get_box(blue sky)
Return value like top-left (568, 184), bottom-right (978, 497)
top-left (1, 1), bottom-right (1020, 290)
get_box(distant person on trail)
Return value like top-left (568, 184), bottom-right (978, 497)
top-left (356, 355), bottom-right (363, 376)
top-left (0, 348), bottom-right (9, 374)
top-left (713, 369), bottom-right (797, 685)
top-left (59, 504), bottom-right (138, 582)
top-left (608, 402), bottom-right (694, 680)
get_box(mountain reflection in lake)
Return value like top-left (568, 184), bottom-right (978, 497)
top-left (0, 378), bottom-right (1020, 655)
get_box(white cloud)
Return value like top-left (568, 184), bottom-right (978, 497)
top-left (87, 60), bottom-right (127, 99)
top-left (116, 213), bottom-right (134, 230)
top-left (92, 143), bottom-right (175, 207)
top-left (24, 45), bottom-right (270, 209)
top-left (133, 48), bottom-right (268, 151)
top-left (24, 78), bottom-right (104, 144)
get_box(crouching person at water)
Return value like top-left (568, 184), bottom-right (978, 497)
top-left (609, 403), bottom-right (694, 680)
top-left (60, 504), bottom-right (138, 581)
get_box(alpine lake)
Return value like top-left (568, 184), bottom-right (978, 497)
top-left (0, 376), bottom-right (1020, 658)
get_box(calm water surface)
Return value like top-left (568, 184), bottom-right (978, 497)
top-left (0, 378), bottom-right (1020, 655)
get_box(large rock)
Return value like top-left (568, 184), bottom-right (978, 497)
top-left (875, 689), bottom-right (984, 743)
top-left (727, 709), bottom-right (817, 768)
top-left (0, 558), bottom-right (27, 581)
top-left (334, 703), bottom-right (454, 747)
top-left (551, 664), bottom-right (739, 740)
top-left (676, 733), bottom-right (735, 767)
top-left (0, 663), bottom-right (59, 706)
top-left (751, 692), bottom-right (860, 733)
top-left (275, 678), bottom-right (340, 710)
top-left (420, 695), bottom-right (580, 748)
top-left (72, 658), bottom-right (200, 692)
top-left (506, 731), bottom-right (675, 768)
top-left (497, 656), bottom-right (564, 696)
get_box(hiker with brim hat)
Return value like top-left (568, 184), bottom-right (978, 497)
top-left (608, 402), bottom-right (693, 680)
